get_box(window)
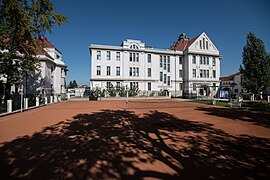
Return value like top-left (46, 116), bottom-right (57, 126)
top-left (163, 74), bottom-right (166, 84)
top-left (148, 68), bottom-right (151, 77)
top-left (234, 89), bottom-right (238, 93)
top-left (206, 57), bottom-right (209, 65)
top-left (200, 56), bottom-right (202, 64)
top-left (97, 51), bottom-right (101, 60)
top-left (116, 52), bottom-right (120, 61)
top-left (167, 76), bottom-right (170, 86)
top-left (213, 70), bottom-right (216, 78)
top-left (200, 40), bottom-right (202, 49)
top-left (129, 67), bottom-right (139, 77)
top-left (147, 54), bottom-right (151, 63)
top-left (179, 70), bottom-right (183, 78)
top-left (203, 57), bottom-right (206, 64)
top-left (130, 82), bottom-right (139, 88)
top-left (130, 53), bottom-right (139, 62)
top-left (133, 67), bottom-right (136, 76)
top-left (192, 69), bottom-right (196, 78)
top-left (164, 56), bottom-right (166, 70)
top-left (206, 41), bottom-right (208, 50)
top-left (206, 70), bottom-right (209, 78)
top-left (116, 66), bottom-right (120, 76)
top-left (97, 66), bottom-right (101, 75)
top-left (129, 53), bottom-right (132, 62)
top-left (179, 83), bottom-right (183, 90)
top-left (106, 82), bottom-right (112, 89)
top-left (167, 57), bottom-right (170, 72)
top-left (51, 66), bottom-right (54, 77)
top-left (160, 55), bottom-right (163, 68)
top-left (133, 53), bottom-right (135, 62)
top-left (200, 70), bottom-right (203, 78)
top-left (160, 72), bottom-right (163, 81)
top-left (148, 82), bottom-right (151, 91)
top-left (213, 57), bottom-right (216, 66)
top-left (107, 51), bottom-right (111, 60)
top-left (116, 82), bottom-right (120, 88)
top-left (106, 66), bottom-right (111, 75)
top-left (179, 57), bottom-right (183, 64)
top-left (135, 53), bottom-right (139, 62)
top-left (129, 67), bottom-right (132, 76)
top-left (203, 38), bottom-right (205, 49)
top-left (130, 44), bottom-right (139, 49)
top-left (192, 55), bottom-right (196, 64)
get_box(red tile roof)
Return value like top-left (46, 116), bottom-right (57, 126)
top-left (220, 72), bottom-right (241, 81)
top-left (170, 35), bottom-right (199, 51)
top-left (38, 37), bottom-right (55, 48)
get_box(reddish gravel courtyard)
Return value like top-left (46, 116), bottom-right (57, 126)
top-left (0, 99), bottom-right (270, 179)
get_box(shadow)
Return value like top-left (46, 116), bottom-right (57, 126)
top-left (196, 106), bottom-right (270, 128)
top-left (0, 110), bottom-right (269, 179)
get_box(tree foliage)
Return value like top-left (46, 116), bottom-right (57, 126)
top-left (0, 0), bottom-right (68, 99)
top-left (67, 80), bottom-right (78, 89)
top-left (240, 32), bottom-right (270, 94)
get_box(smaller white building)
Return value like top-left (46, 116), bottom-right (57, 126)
top-left (220, 72), bottom-right (246, 94)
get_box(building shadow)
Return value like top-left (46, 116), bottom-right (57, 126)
top-left (0, 110), bottom-right (269, 179)
top-left (195, 106), bottom-right (270, 128)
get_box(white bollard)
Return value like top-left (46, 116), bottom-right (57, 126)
top-left (67, 93), bottom-right (71, 99)
top-left (251, 94), bottom-right (254, 101)
top-left (45, 97), bottom-right (48, 104)
top-left (268, 96), bottom-right (270, 103)
top-left (24, 98), bottom-right (28, 109)
top-left (36, 97), bottom-right (39, 106)
top-left (54, 96), bottom-right (57, 103)
top-left (50, 96), bottom-right (53, 103)
top-left (7, 100), bottom-right (12, 113)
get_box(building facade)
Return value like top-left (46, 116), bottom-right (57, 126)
top-left (0, 37), bottom-right (68, 99)
top-left (89, 32), bottom-right (221, 97)
top-left (220, 72), bottom-right (246, 94)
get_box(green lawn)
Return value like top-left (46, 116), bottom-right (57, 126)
top-left (191, 99), bottom-right (270, 111)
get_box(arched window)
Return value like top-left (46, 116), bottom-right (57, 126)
top-left (130, 44), bottom-right (139, 49)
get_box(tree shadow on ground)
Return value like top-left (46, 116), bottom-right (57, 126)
top-left (0, 110), bottom-right (269, 179)
top-left (195, 106), bottom-right (270, 128)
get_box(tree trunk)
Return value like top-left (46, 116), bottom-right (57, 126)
top-left (4, 81), bottom-right (12, 101)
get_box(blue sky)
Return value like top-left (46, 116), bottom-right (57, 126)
top-left (47, 0), bottom-right (270, 85)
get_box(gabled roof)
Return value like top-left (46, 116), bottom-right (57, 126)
top-left (170, 34), bottom-right (200, 51)
top-left (38, 37), bottom-right (55, 48)
top-left (220, 72), bottom-right (241, 81)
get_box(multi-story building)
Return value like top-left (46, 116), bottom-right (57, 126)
top-left (36, 37), bottom-right (68, 97)
top-left (89, 32), bottom-right (221, 97)
top-left (0, 37), bottom-right (68, 99)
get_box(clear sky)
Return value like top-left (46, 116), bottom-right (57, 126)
top-left (46, 0), bottom-right (270, 86)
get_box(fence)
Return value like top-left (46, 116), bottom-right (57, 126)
top-left (0, 94), bottom-right (66, 116)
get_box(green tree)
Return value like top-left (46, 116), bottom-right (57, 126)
top-left (0, 0), bottom-right (68, 100)
top-left (240, 31), bottom-right (270, 95)
top-left (67, 80), bottom-right (78, 88)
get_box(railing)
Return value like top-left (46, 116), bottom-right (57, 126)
top-left (0, 94), bottom-right (66, 116)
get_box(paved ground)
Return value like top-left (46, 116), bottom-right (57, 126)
top-left (0, 99), bottom-right (269, 179)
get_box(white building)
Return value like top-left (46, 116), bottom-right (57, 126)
top-left (36, 37), bottom-right (68, 97)
top-left (220, 72), bottom-right (246, 94)
top-left (89, 32), bottom-right (221, 97)
top-left (0, 37), bottom-right (68, 98)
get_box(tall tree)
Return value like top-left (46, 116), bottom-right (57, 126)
top-left (240, 31), bottom-right (270, 94)
top-left (67, 80), bottom-right (78, 88)
top-left (0, 0), bottom-right (68, 100)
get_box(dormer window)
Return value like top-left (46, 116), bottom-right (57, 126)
top-left (130, 44), bottom-right (139, 49)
